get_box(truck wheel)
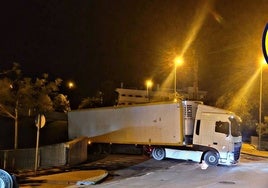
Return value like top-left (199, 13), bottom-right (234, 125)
top-left (0, 169), bottom-right (14, 188)
top-left (204, 151), bottom-right (219, 166)
top-left (152, 147), bottom-right (165, 160)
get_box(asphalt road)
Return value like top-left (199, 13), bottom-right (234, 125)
top-left (80, 154), bottom-right (180, 182)
top-left (96, 153), bottom-right (268, 188)
top-left (19, 153), bottom-right (268, 188)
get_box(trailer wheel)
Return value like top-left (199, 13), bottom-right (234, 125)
top-left (204, 151), bottom-right (219, 166)
top-left (152, 147), bottom-right (165, 160)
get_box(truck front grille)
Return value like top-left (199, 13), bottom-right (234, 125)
top-left (234, 142), bottom-right (241, 161)
top-left (184, 105), bottom-right (192, 118)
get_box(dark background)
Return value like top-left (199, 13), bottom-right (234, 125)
top-left (0, 114), bottom-right (68, 149)
top-left (0, 0), bottom-right (268, 109)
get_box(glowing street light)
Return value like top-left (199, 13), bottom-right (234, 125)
top-left (67, 81), bottom-right (75, 89)
top-left (174, 56), bottom-right (183, 100)
top-left (258, 57), bottom-right (267, 149)
top-left (145, 80), bottom-right (153, 101)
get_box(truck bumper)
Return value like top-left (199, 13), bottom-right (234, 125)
top-left (219, 152), bottom-right (239, 166)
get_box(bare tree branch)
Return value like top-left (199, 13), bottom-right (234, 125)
top-left (0, 104), bottom-right (15, 119)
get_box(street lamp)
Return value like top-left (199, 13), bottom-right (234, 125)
top-left (66, 81), bottom-right (76, 109)
top-left (145, 80), bottom-right (153, 101)
top-left (259, 58), bottom-right (266, 149)
top-left (67, 81), bottom-right (75, 89)
top-left (174, 56), bottom-right (183, 100)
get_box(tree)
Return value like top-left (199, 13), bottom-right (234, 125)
top-left (53, 94), bottom-right (71, 112)
top-left (77, 82), bottom-right (117, 109)
top-left (0, 63), bottom-right (70, 149)
top-left (256, 123), bottom-right (268, 136)
top-left (99, 80), bottom-right (117, 106)
top-left (215, 91), bottom-right (259, 140)
top-left (78, 96), bottom-right (102, 109)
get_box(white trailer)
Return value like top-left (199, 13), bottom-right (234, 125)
top-left (68, 101), bottom-right (242, 166)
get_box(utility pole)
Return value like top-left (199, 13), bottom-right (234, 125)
top-left (259, 63), bottom-right (263, 150)
top-left (192, 50), bottom-right (199, 100)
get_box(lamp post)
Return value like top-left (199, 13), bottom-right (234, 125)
top-left (174, 56), bottom-right (183, 100)
top-left (259, 58), bottom-right (266, 149)
top-left (145, 80), bottom-right (153, 102)
top-left (66, 81), bottom-right (75, 109)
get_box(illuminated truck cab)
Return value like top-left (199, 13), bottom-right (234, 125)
top-left (192, 104), bottom-right (242, 165)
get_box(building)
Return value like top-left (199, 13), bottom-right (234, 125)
top-left (115, 87), bottom-right (207, 106)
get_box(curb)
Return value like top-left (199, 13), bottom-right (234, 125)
top-left (241, 144), bottom-right (268, 158)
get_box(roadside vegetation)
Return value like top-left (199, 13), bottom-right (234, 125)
top-left (0, 63), bottom-right (70, 149)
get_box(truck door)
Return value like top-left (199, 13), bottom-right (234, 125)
top-left (193, 118), bottom-right (230, 150)
top-left (193, 118), bottom-right (214, 147)
top-left (212, 120), bottom-right (230, 157)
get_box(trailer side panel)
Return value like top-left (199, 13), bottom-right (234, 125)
top-left (68, 102), bottom-right (183, 146)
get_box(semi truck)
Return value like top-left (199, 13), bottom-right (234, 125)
top-left (68, 100), bottom-right (242, 166)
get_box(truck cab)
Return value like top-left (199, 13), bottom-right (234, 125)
top-left (193, 104), bottom-right (242, 165)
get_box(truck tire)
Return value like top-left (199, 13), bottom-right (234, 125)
top-left (204, 151), bottom-right (219, 166)
top-left (0, 169), bottom-right (14, 188)
top-left (152, 147), bottom-right (165, 160)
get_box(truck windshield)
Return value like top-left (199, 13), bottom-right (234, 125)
top-left (229, 116), bottom-right (241, 137)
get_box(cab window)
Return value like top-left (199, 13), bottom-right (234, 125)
top-left (215, 121), bottom-right (229, 135)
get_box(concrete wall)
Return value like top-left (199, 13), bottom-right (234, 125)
top-left (65, 137), bottom-right (88, 166)
top-left (251, 136), bottom-right (268, 150)
top-left (0, 137), bottom-right (88, 171)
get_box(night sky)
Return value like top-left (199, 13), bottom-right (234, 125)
top-left (1, 0), bottom-right (268, 108)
